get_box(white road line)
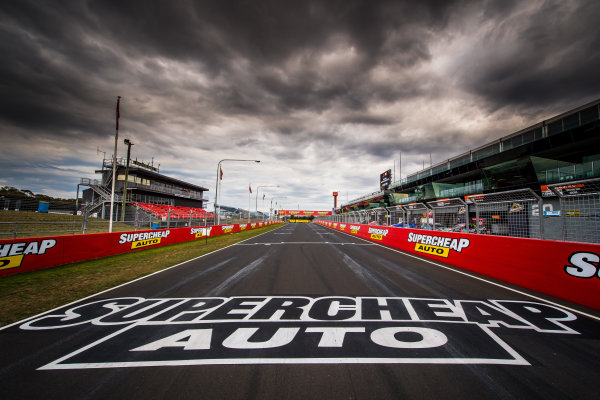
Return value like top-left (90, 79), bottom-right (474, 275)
top-left (206, 255), bottom-right (268, 296)
top-left (236, 242), bottom-right (376, 246)
top-left (0, 225), bottom-right (288, 331)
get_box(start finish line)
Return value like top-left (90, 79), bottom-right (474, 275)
top-left (20, 296), bottom-right (579, 369)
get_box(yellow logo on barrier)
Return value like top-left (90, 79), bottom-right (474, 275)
top-left (131, 238), bottom-right (162, 249)
top-left (0, 255), bottom-right (24, 270)
top-left (0, 239), bottom-right (57, 271)
top-left (221, 225), bottom-right (234, 234)
top-left (368, 227), bottom-right (389, 241)
top-left (120, 231), bottom-right (171, 250)
top-left (407, 232), bottom-right (470, 258)
top-left (191, 227), bottom-right (212, 238)
top-left (414, 243), bottom-right (450, 258)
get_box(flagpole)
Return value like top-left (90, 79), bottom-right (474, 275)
top-left (109, 96), bottom-right (120, 233)
top-left (214, 159), bottom-right (260, 225)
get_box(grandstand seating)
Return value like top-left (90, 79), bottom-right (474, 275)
top-left (133, 202), bottom-right (214, 219)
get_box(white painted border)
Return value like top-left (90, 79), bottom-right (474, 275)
top-left (38, 322), bottom-right (528, 370)
top-left (316, 223), bottom-right (600, 321)
top-left (0, 225), bottom-right (287, 331)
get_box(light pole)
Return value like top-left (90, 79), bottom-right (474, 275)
top-left (214, 159), bottom-right (260, 225)
top-left (255, 185), bottom-right (279, 221)
top-left (121, 138), bottom-right (133, 222)
top-left (270, 196), bottom-right (287, 221)
top-left (109, 96), bottom-right (121, 233)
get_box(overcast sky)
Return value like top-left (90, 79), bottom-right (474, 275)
top-left (1, 0), bottom-right (599, 212)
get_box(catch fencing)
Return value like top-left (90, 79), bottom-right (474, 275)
top-left (0, 199), bottom-right (269, 239)
top-left (324, 182), bottom-right (600, 244)
top-left (548, 178), bottom-right (600, 243)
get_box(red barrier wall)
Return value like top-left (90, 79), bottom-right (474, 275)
top-left (0, 221), bottom-right (279, 278)
top-left (315, 221), bottom-right (600, 310)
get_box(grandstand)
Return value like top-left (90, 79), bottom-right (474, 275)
top-left (79, 157), bottom-right (210, 222)
top-left (339, 98), bottom-right (600, 211)
top-left (133, 203), bottom-right (214, 220)
top-left (331, 98), bottom-right (600, 243)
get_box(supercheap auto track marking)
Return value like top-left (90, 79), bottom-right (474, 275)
top-left (2, 223), bottom-right (600, 400)
top-left (21, 295), bottom-right (580, 369)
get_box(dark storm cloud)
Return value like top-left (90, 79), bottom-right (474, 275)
top-left (456, 0), bottom-right (600, 113)
top-left (0, 0), bottom-right (467, 137)
top-left (340, 114), bottom-right (396, 126)
top-left (1, 0), bottom-right (599, 204)
top-left (0, 2), bottom-right (128, 140)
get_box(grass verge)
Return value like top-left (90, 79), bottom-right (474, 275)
top-left (0, 223), bottom-right (284, 327)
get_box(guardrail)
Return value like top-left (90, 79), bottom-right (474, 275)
top-left (0, 200), bottom-right (276, 239)
top-left (315, 220), bottom-right (600, 310)
top-left (0, 221), bottom-right (283, 278)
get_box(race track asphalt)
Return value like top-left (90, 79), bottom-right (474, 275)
top-left (1, 222), bottom-right (599, 400)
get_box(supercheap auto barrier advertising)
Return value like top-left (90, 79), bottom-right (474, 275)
top-left (316, 221), bottom-right (600, 310)
top-left (0, 221), bottom-right (280, 278)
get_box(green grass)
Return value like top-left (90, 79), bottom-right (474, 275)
top-left (0, 210), bottom-right (134, 238)
top-left (0, 223), bottom-right (284, 327)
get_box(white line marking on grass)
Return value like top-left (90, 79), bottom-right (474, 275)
top-left (0, 225), bottom-right (287, 331)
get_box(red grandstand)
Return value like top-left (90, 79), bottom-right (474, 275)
top-left (79, 156), bottom-right (211, 223)
top-left (133, 203), bottom-right (214, 219)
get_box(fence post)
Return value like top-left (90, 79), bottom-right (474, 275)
top-left (475, 204), bottom-right (480, 234)
top-left (538, 197), bottom-right (544, 239)
top-left (82, 211), bottom-right (88, 234)
top-left (13, 222), bottom-right (18, 239)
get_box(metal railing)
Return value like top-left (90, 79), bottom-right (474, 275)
top-left (548, 178), bottom-right (600, 243)
top-left (0, 199), bottom-right (278, 239)
top-left (320, 182), bottom-right (600, 244)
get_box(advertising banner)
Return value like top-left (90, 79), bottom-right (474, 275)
top-left (0, 221), bottom-right (279, 278)
top-left (316, 221), bottom-right (600, 310)
top-left (380, 169), bottom-right (391, 190)
top-left (278, 210), bottom-right (332, 216)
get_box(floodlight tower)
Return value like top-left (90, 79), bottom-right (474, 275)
top-left (121, 139), bottom-right (133, 222)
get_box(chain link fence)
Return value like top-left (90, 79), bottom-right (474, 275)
top-left (427, 198), bottom-right (468, 232)
top-left (322, 182), bottom-right (599, 244)
top-left (548, 178), bottom-right (600, 244)
top-left (466, 189), bottom-right (542, 239)
top-left (0, 198), bottom-right (270, 239)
